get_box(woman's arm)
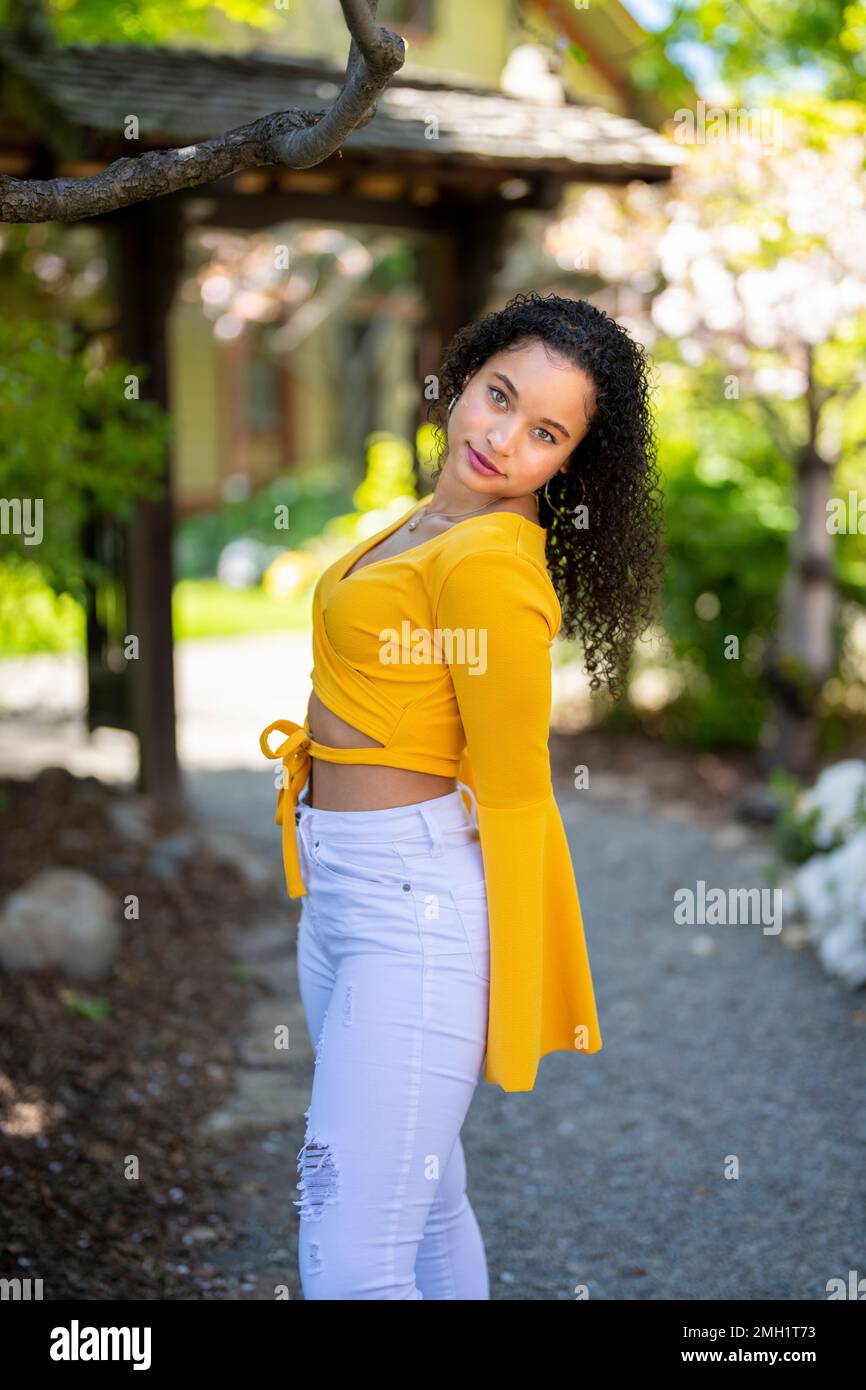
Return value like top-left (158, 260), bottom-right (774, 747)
top-left (435, 544), bottom-right (597, 1091)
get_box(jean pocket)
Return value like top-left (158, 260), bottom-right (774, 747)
top-left (450, 880), bottom-right (490, 982)
top-left (309, 836), bottom-right (405, 893)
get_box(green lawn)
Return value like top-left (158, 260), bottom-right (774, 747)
top-left (0, 571), bottom-right (313, 657)
top-left (173, 579), bottom-right (313, 639)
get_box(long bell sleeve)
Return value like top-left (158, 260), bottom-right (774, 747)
top-left (434, 545), bottom-right (603, 1091)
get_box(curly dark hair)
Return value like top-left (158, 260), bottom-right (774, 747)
top-left (426, 291), bottom-right (666, 703)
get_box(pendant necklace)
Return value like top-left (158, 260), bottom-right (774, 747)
top-left (407, 496), bottom-right (507, 532)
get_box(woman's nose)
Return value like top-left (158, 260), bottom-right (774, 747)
top-left (487, 423), bottom-right (518, 454)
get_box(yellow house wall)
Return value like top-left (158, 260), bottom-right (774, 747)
top-left (168, 298), bottom-right (223, 514)
top-left (195, 0), bottom-right (628, 104)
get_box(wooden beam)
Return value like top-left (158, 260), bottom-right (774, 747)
top-left (101, 196), bottom-right (185, 811)
top-left (180, 178), bottom-right (557, 233)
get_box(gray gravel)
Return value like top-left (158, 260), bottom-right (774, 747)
top-left (186, 765), bottom-right (866, 1301)
top-left (468, 783), bottom-right (866, 1301)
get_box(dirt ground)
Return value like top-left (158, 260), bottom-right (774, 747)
top-left (0, 766), bottom-right (277, 1300)
top-left (0, 728), bottom-right (823, 1299)
top-left (548, 725), bottom-right (776, 825)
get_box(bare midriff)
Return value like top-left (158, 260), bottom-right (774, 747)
top-left (306, 691), bottom-right (456, 810)
top-left (305, 498), bottom-right (540, 810)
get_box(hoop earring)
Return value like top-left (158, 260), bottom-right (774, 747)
top-left (541, 472), bottom-right (586, 520)
top-left (448, 396), bottom-right (458, 414)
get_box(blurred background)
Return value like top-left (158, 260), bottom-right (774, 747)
top-left (1, 0), bottom-right (865, 1303)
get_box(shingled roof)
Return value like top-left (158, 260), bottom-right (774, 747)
top-left (0, 37), bottom-right (681, 183)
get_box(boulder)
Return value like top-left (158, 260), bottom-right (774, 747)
top-left (0, 868), bottom-right (120, 979)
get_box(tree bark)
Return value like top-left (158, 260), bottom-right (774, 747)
top-left (760, 345), bottom-right (838, 776)
top-left (0, 0), bottom-right (405, 223)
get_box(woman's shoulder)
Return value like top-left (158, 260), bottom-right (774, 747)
top-left (431, 507), bottom-right (549, 574)
top-left (429, 512), bottom-right (560, 635)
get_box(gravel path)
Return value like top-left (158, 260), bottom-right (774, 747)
top-left (187, 763), bottom-right (865, 1302)
top-left (5, 640), bottom-right (860, 1300)
top-left (466, 782), bottom-right (865, 1301)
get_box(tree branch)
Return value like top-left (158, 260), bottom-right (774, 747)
top-left (0, 0), bottom-right (405, 224)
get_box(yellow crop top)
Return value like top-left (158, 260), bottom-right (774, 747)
top-left (259, 494), bottom-right (603, 1092)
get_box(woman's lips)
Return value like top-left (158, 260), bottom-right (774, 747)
top-left (467, 443), bottom-right (502, 476)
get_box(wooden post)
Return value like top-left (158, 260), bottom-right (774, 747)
top-left (414, 208), bottom-right (509, 471)
top-left (102, 197), bottom-right (185, 811)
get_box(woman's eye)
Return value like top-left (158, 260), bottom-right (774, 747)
top-left (488, 385), bottom-right (555, 443)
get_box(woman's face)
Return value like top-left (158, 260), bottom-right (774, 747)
top-left (445, 339), bottom-right (596, 499)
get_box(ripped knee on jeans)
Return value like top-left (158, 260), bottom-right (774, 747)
top-left (294, 1111), bottom-right (340, 1224)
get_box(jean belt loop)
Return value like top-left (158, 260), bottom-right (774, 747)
top-left (457, 780), bottom-right (478, 830)
top-left (416, 801), bottom-right (444, 856)
top-left (294, 798), bottom-right (313, 855)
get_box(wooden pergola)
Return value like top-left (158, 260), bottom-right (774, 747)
top-left (0, 35), bottom-right (680, 808)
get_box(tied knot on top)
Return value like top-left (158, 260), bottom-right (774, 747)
top-left (259, 718), bottom-right (313, 897)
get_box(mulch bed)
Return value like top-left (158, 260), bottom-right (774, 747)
top-left (549, 725), bottom-right (773, 825)
top-left (0, 767), bottom-right (276, 1301)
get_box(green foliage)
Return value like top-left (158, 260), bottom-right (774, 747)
top-left (352, 432), bottom-right (417, 513)
top-left (0, 0), bottom-right (278, 45)
top-left (769, 765), bottom-right (866, 861)
top-left (0, 560), bottom-right (84, 653)
top-left (173, 464), bottom-right (356, 581)
top-left (173, 577), bottom-right (313, 639)
top-left (174, 429), bottom-right (420, 580)
top-left (0, 317), bottom-right (171, 607)
top-left (642, 0), bottom-right (866, 103)
top-left (648, 372), bottom-right (795, 745)
top-left (769, 769), bottom-right (825, 862)
top-left (60, 990), bottom-right (111, 1020)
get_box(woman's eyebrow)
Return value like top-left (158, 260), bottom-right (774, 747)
top-left (492, 372), bottom-right (571, 439)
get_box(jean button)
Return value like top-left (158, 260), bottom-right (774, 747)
top-left (402, 882), bottom-right (411, 891)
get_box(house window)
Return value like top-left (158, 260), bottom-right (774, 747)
top-left (378, 0), bottom-right (434, 36)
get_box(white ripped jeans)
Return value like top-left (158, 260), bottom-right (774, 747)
top-left (292, 781), bottom-right (490, 1300)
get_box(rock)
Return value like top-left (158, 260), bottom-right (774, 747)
top-left (793, 828), bottom-right (866, 936)
top-left (779, 875), bottom-right (803, 922)
top-left (147, 855), bottom-right (181, 881)
top-left (236, 998), bottom-right (309, 1067)
top-left (146, 831), bottom-right (199, 880)
top-left (74, 776), bottom-right (104, 795)
top-left (230, 918), bottom-right (297, 964)
top-left (817, 918), bottom-right (866, 988)
top-left (33, 767), bottom-right (77, 796)
top-left (182, 1226), bottom-right (219, 1245)
top-left (150, 831), bottom-right (198, 863)
top-left (710, 824), bottom-right (752, 852)
top-left (100, 854), bottom-right (136, 874)
top-left (106, 797), bottom-right (154, 845)
top-left (241, 958), bottom-right (299, 996)
top-left (793, 759), bottom-right (866, 849)
top-left (199, 1071), bottom-right (311, 1137)
top-left (0, 868), bottom-right (120, 979)
top-left (734, 787), bottom-right (783, 823)
top-left (194, 828), bottom-right (275, 890)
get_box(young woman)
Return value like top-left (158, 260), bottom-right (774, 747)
top-left (260, 291), bottom-right (664, 1300)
